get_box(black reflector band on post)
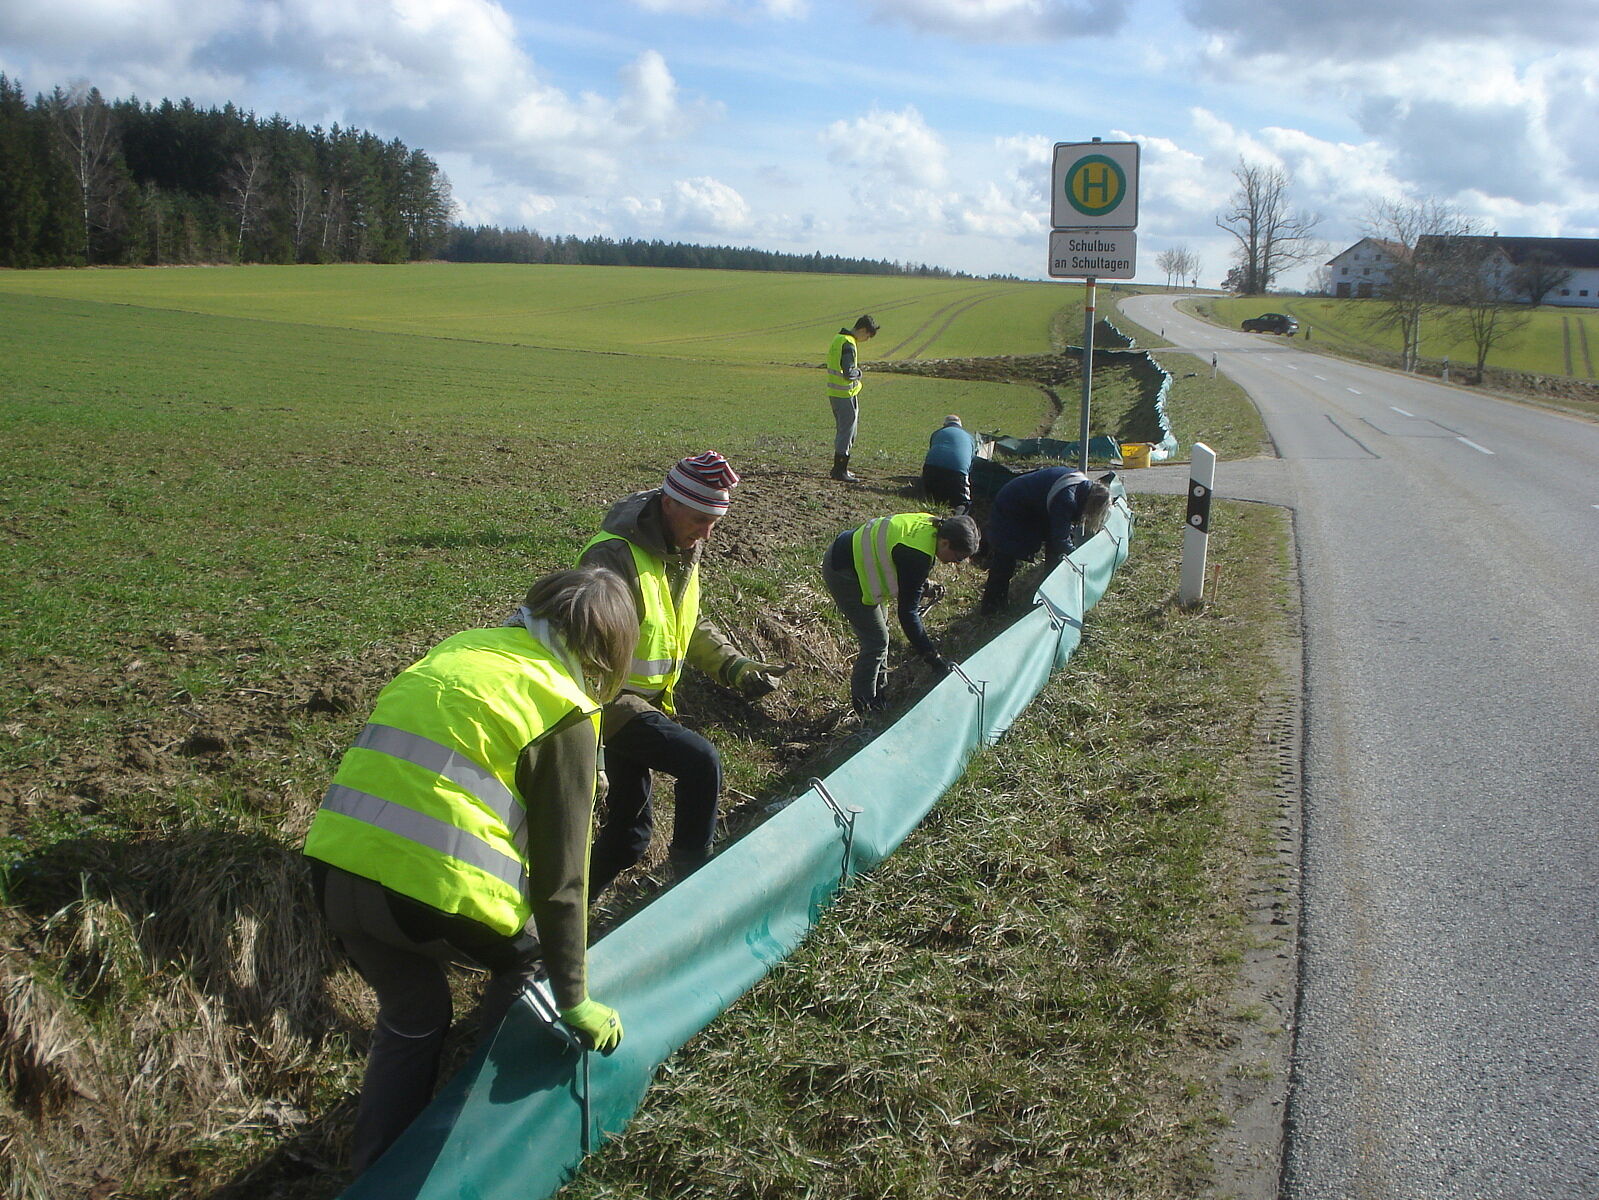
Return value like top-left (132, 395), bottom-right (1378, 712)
top-left (1186, 481), bottom-right (1212, 535)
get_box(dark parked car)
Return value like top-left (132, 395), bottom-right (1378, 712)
top-left (1242, 312), bottom-right (1298, 335)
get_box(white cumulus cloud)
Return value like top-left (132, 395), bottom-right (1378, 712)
top-left (822, 104), bottom-right (949, 190)
top-left (626, 0), bottom-right (805, 16)
top-left (670, 176), bottom-right (754, 232)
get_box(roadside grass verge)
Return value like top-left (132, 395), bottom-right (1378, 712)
top-left (1187, 293), bottom-right (1599, 381)
top-left (1150, 353), bottom-right (1271, 462)
top-left (560, 495), bottom-right (1296, 1200)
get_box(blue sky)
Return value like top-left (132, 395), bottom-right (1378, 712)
top-left (4, 0), bottom-right (1598, 286)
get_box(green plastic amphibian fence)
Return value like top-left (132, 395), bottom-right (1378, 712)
top-left (342, 479), bottom-right (1134, 1200)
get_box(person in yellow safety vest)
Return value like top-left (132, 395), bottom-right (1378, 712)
top-left (576, 452), bottom-right (788, 899)
top-left (302, 566), bottom-right (637, 1177)
top-left (826, 314), bottom-right (880, 481)
top-left (820, 512), bottom-right (981, 714)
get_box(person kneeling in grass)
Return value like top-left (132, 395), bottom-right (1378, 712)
top-left (821, 512), bottom-right (980, 714)
top-left (577, 452), bottom-right (788, 899)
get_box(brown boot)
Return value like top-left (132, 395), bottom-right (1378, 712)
top-left (831, 454), bottom-right (858, 482)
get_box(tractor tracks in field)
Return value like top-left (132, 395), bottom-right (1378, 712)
top-left (879, 287), bottom-right (1010, 360)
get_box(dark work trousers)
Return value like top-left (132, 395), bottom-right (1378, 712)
top-left (980, 551), bottom-right (1022, 615)
top-left (981, 548), bottom-right (1065, 615)
top-left (313, 862), bottom-right (542, 1175)
top-left (921, 463), bottom-right (971, 509)
top-left (822, 555), bottom-right (891, 711)
top-left (590, 708), bottom-right (722, 897)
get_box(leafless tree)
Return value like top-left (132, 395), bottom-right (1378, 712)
top-left (1445, 244), bottom-right (1529, 381)
top-left (46, 84), bottom-right (121, 264)
top-left (1363, 198), bottom-right (1483, 371)
top-left (224, 146), bottom-right (270, 259)
top-left (1156, 245), bottom-right (1201, 290)
top-left (1155, 247), bottom-right (1182, 289)
top-left (1507, 251), bottom-right (1573, 306)
top-left (289, 170), bottom-right (318, 260)
top-left (1215, 159), bottom-right (1322, 294)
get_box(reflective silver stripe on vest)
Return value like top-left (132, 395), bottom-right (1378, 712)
top-left (859, 517), bottom-right (897, 604)
top-left (631, 656), bottom-right (678, 677)
top-left (353, 723), bottom-right (527, 853)
top-left (1046, 470), bottom-right (1089, 508)
top-left (322, 783), bottom-right (528, 893)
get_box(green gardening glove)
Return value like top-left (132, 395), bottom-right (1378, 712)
top-left (560, 997), bottom-right (624, 1055)
top-left (729, 657), bottom-right (792, 699)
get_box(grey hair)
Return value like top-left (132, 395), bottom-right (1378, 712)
top-left (935, 514), bottom-right (982, 559)
top-left (1079, 483), bottom-right (1113, 537)
top-left (522, 567), bottom-right (639, 701)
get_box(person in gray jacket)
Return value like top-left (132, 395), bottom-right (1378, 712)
top-left (576, 453), bottom-right (787, 896)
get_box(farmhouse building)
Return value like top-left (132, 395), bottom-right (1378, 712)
top-left (1326, 234), bottom-right (1599, 307)
top-left (1326, 237), bottom-right (1407, 297)
top-left (1415, 235), bottom-right (1599, 308)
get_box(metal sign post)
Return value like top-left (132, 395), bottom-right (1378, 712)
top-left (1080, 277), bottom-right (1095, 471)
top-left (1049, 138), bottom-right (1139, 472)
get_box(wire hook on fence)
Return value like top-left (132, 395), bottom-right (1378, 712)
top-left (807, 777), bottom-right (862, 887)
top-left (946, 661), bottom-right (990, 742)
top-left (1037, 591), bottom-right (1083, 632)
top-left (519, 980), bottom-right (593, 1154)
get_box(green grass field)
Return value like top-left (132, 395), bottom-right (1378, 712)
top-left (1192, 293), bottom-right (1599, 379)
top-left (0, 262), bottom-right (1081, 363)
top-left (0, 263), bottom-right (1288, 1199)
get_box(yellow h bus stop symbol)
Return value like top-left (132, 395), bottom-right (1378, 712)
top-left (1067, 154), bottom-right (1126, 218)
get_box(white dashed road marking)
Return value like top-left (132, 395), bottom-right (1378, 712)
top-left (1391, 406), bottom-right (1414, 417)
top-left (1457, 437), bottom-right (1495, 456)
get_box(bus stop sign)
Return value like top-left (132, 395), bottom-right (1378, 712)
top-left (1052, 141), bottom-right (1139, 230)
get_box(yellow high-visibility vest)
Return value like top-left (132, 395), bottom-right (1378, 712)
top-left (303, 626), bottom-right (598, 936)
top-left (850, 513), bottom-right (938, 606)
top-left (580, 532), bottom-right (699, 714)
top-left (827, 331), bottom-right (861, 401)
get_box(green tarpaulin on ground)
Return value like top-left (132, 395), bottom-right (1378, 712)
top-left (343, 479), bottom-right (1134, 1200)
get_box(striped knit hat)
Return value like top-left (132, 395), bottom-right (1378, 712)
top-left (664, 451), bottom-right (741, 516)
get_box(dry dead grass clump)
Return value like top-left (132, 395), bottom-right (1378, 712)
top-left (1, 829), bottom-right (362, 1198)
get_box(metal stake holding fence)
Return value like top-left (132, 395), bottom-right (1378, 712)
top-left (1037, 591), bottom-right (1085, 664)
top-left (519, 979), bottom-right (593, 1155)
top-left (946, 661), bottom-right (991, 743)
top-left (807, 777), bottom-right (862, 887)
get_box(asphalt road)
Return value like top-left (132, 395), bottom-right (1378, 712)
top-left (1117, 293), bottom-right (1599, 1200)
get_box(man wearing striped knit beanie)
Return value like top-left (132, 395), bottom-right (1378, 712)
top-left (576, 452), bottom-right (789, 897)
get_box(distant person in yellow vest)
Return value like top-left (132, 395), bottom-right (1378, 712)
top-left (303, 566), bottom-right (637, 1176)
top-left (821, 511), bottom-right (980, 713)
top-left (577, 452), bottom-right (787, 897)
top-left (826, 314), bottom-right (880, 481)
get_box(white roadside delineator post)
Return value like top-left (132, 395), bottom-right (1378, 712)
top-left (1179, 442), bottom-right (1215, 606)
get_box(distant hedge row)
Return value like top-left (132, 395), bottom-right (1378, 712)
top-left (441, 225), bottom-right (973, 277)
